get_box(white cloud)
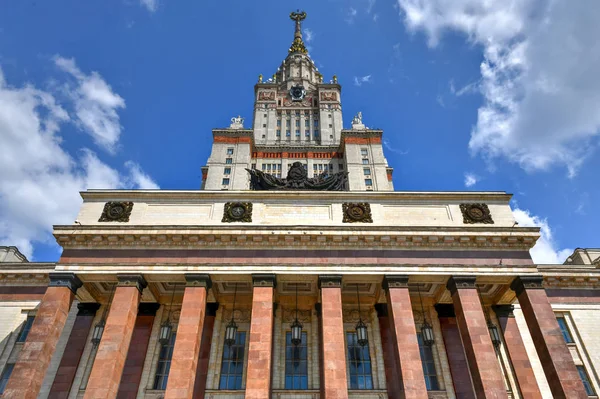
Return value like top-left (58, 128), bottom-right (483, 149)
top-left (396, 0), bottom-right (600, 177)
top-left (383, 138), bottom-right (409, 155)
top-left (513, 208), bottom-right (572, 264)
top-left (436, 94), bottom-right (445, 108)
top-left (303, 28), bottom-right (314, 43)
top-left (346, 7), bottom-right (358, 24)
top-left (55, 56), bottom-right (125, 153)
top-left (367, 0), bottom-right (376, 14)
top-left (125, 161), bottom-right (159, 189)
top-left (0, 63), bottom-right (157, 259)
top-left (353, 74), bottom-right (372, 87)
top-left (464, 173), bottom-right (478, 187)
top-left (140, 0), bottom-right (158, 12)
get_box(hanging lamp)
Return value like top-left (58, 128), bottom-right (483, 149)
top-left (354, 284), bottom-right (368, 347)
top-left (224, 283), bottom-right (238, 347)
top-left (159, 282), bottom-right (177, 346)
top-left (290, 283), bottom-right (303, 345)
top-left (91, 282), bottom-right (116, 346)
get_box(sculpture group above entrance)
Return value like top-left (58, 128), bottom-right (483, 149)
top-left (246, 161), bottom-right (348, 191)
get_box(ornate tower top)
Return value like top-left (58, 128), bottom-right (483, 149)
top-left (289, 10), bottom-right (308, 55)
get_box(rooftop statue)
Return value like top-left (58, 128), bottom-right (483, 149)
top-left (247, 161), bottom-right (348, 191)
top-left (230, 115), bottom-right (244, 129)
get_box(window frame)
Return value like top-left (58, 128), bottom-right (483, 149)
top-left (556, 315), bottom-right (574, 344)
top-left (218, 331), bottom-right (248, 390)
top-left (577, 365), bottom-right (596, 396)
top-left (152, 331), bottom-right (177, 390)
top-left (0, 364), bottom-right (15, 394)
top-left (222, 178), bottom-right (230, 186)
top-left (417, 332), bottom-right (440, 391)
top-left (225, 158), bottom-right (233, 165)
top-left (16, 315), bottom-right (35, 343)
top-left (346, 331), bottom-right (374, 390)
top-left (226, 148), bottom-right (234, 155)
top-left (284, 331), bottom-right (309, 390)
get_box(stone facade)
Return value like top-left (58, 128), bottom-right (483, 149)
top-left (0, 12), bottom-right (599, 399)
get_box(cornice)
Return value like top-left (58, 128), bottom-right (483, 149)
top-left (53, 225), bottom-right (539, 250)
top-left (78, 189), bottom-right (513, 202)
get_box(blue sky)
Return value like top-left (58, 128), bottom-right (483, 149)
top-left (0, 0), bottom-right (598, 262)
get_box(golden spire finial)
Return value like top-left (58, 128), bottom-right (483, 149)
top-left (288, 10), bottom-right (308, 54)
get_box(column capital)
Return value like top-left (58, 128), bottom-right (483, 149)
top-left (510, 276), bottom-right (544, 296)
top-left (76, 302), bottom-right (100, 316)
top-left (49, 272), bottom-right (83, 295)
top-left (206, 302), bottom-right (219, 316)
top-left (492, 305), bottom-right (515, 318)
top-left (138, 303), bottom-right (160, 316)
top-left (318, 274), bottom-right (342, 288)
top-left (447, 276), bottom-right (477, 295)
top-left (374, 303), bottom-right (388, 317)
top-left (383, 275), bottom-right (409, 290)
top-left (434, 304), bottom-right (456, 318)
top-left (252, 273), bottom-right (277, 288)
top-left (117, 274), bottom-right (147, 293)
top-left (185, 274), bottom-right (212, 289)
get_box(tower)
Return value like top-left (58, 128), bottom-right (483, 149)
top-left (201, 11), bottom-right (394, 191)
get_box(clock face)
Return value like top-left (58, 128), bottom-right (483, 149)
top-left (290, 85), bottom-right (306, 101)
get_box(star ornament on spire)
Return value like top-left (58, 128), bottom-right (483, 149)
top-left (289, 10), bottom-right (308, 54)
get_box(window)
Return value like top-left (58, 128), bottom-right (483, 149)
top-left (153, 332), bottom-right (176, 390)
top-left (227, 148), bottom-right (234, 155)
top-left (347, 332), bottom-right (373, 389)
top-left (305, 131), bottom-right (310, 137)
top-left (286, 120), bottom-right (291, 127)
top-left (295, 120), bottom-right (300, 127)
top-left (222, 178), bottom-right (230, 185)
top-left (296, 130), bottom-right (300, 137)
top-left (17, 315), bottom-right (35, 343)
top-left (262, 124), bottom-right (266, 128)
top-left (365, 179), bottom-right (373, 186)
top-left (295, 111), bottom-right (300, 116)
top-left (328, 124), bottom-right (332, 128)
top-left (262, 164), bottom-right (266, 171)
top-left (225, 158), bottom-right (233, 164)
top-left (277, 129), bottom-right (281, 136)
top-left (219, 332), bottom-right (247, 390)
top-left (285, 332), bottom-right (308, 389)
top-left (0, 364), bottom-right (14, 394)
top-left (263, 113), bottom-right (267, 118)
top-left (557, 316), bottom-right (574, 343)
top-left (328, 114), bottom-right (332, 118)
top-left (286, 130), bottom-right (291, 137)
top-left (361, 149), bottom-right (368, 156)
top-left (577, 366), bottom-right (595, 396)
top-left (305, 120), bottom-right (310, 127)
top-left (314, 120), bottom-right (319, 128)
top-left (224, 167), bottom-right (231, 175)
top-left (314, 130), bottom-right (319, 137)
top-left (418, 333), bottom-right (440, 390)
top-left (362, 159), bottom-right (369, 165)
top-left (277, 119), bottom-right (281, 127)
top-left (251, 163), bottom-right (256, 170)
top-left (363, 168), bottom-right (371, 176)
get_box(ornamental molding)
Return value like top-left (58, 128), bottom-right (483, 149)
top-left (185, 273), bottom-right (212, 289)
top-left (383, 275), bottom-right (409, 289)
top-left (222, 202), bottom-right (253, 223)
top-left (510, 275), bottom-right (544, 295)
top-left (53, 227), bottom-right (540, 250)
top-left (252, 274), bottom-right (277, 288)
top-left (446, 276), bottom-right (477, 295)
top-left (342, 203), bottom-right (373, 223)
top-left (460, 203), bottom-right (494, 224)
top-left (117, 274), bottom-right (148, 293)
top-left (319, 275), bottom-right (342, 288)
top-left (49, 272), bottom-right (83, 294)
top-left (98, 202), bottom-right (133, 223)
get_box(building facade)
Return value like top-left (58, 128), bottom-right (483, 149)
top-left (0, 12), bottom-right (599, 399)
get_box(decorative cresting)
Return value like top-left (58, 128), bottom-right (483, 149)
top-left (446, 275), bottom-right (477, 295)
top-left (318, 274), bottom-right (343, 288)
top-left (49, 272), bottom-right (83, 294)
top-left (116, 274), bottom-right (148, 294)
top-left (247, 161), bottom-right (348, 190)
top-left (289, 10), bottom-right (308, 54)
top-left (252, 273), bottom-right (277, 288)
top-left (510, 275), bottom-right (544, 296)
top-left (98, 201), bottom-right (134, 222)
top-left (185, 273), bottom-right (212, 289)
top-left (342, 202), bottom-right (373, 223)
top-left (460, 203), bottom-right (494, 224)
top-left (222, 202), bottom-right (253, 223)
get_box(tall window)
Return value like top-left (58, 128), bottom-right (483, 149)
top-left (361, 148), bottom-right (368, 156)
top-left (219, 332), bottom-right (246, 390)
top-left (577, 366), bottom-right (596, 396)
top-left (226, 148), bottom-right (234, 155)
top-left (223, 167), bottom-right (231, 175)
top-left (0, 364), bottom-right (14, 394)
top-left (285, 332), bottom-right (308, 389)
top-left (347, 332), bottom-right (373, 390)
top-left (17, 315), bottom-right (35, 342)
top-left (153, 332), bottom-right (177, 390)
top-left (418, 333), bottom-right (440, 390)
top-left (225, 158), bottom-right (232, 165)
top-left (556, 316), bottom-right (574, 343)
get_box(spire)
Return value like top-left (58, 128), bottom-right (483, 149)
top-left (289, 10), bottom-right (308, 55)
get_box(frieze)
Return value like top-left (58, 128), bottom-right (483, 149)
top-left (460, 203), bottom-right (494, 224)
top-left (258, 91), bottom-right (276, 101)
top-left (222, 202), bottom-right (253, 223)
top-left (282, 308), bottom-right (311, 323)
top-left (320, 92), bottom-right (337, 101)
top-left (98, 201), bottom-right (134, 223)
top-left (342, 203), bottom-right (373, 223)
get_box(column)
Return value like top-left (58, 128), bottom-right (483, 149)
top-left (511, 276), bottom-right (588, 398)
top-left (117, 303), bottom-right (160, 399)
top-left (4, 273), bottom-right (82, 399)
top-left (84, 274), bottom-right (147, 399)
top-left (164, 274), bottom-right (211, 399)
top-left (245, 274), bottom-right (276, 399)
top-left (318, 275), bottom-right (348, 399)
top-left (447, 276), bottom-right (508, 398)
top-left (192, 303), bottom-right (219, 399)
top-left (434, 304), bottom-right (476, 399)
top-left (374, 304), bottom-right (402, 398)
top-left (48, 302), bottom-right (100, 399)
top-left (492, 305), bottom-right (542, 399)
top-left (383, 275), bottom-right (428, 398)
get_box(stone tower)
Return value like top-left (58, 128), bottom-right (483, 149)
top-left (201, 11), bottom-right (394, 192)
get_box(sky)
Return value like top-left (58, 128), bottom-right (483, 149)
top-left (0, 0), bottom-right (598, 263)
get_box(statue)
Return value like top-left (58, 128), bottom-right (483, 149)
top-left (230, 115), bottom-right (244, 129)
top-left (352, 112), bottom-right (363, 125)
top-left (333, 75), bottom-right (338, 83)
top-left (258, 74), bottom-right (263, 83)
top-left (247, 161), bottom-right (348, 191)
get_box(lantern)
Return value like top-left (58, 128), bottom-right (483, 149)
top-left (421, 320), bottom-right (435, 346)
top-left (91, 320), bottom-right (105, 346)
top-left (488, 321), bottom-right (502, 347)
top-left (355, 318), bottom-right (368, 347)
top-left (225, 319), bottom-right (238, 346)
top-left (159, 320), bottom-right (173, 346)
top-left (291, 318), bottom-right (303, 346)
